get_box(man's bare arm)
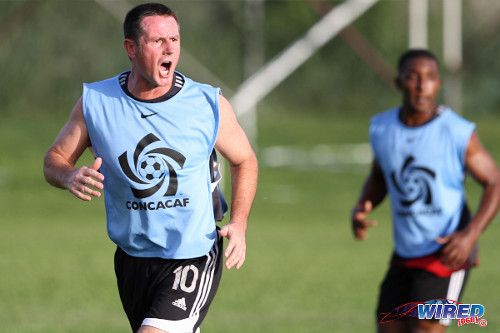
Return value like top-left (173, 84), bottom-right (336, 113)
top-left (43, 97), bottom-right (104, 201)
top-left (215, 95), bottom-right (258, 270)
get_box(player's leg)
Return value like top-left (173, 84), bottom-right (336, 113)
top-left (137, 326), bottom-right (166, 333)
top-left (377, 266), bottom-right (413, 333)
top-left (378, 320), bottom-right (410, 333)
top-left (114, 233), bottom-right (223, 333)
top-left (409, 317), bottom-right (446, 333)
top-left (137, 326), bottom-right (201, 333)
top-left (140, 233), bottom-right (223, 333)
top-left (409, 268), bottom-right (470, 333)
top-left (114, 247), bottom-right (153, 332)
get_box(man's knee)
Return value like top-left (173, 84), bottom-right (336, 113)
top-left (378, 319), bottom-right (410, 333)
top-left (411, 318), bottom-right (447, 333)
top-left (137, 325), bottom-right (168, 333)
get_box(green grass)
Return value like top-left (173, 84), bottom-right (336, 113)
top-left (0, 110), bottom-right (499, 332)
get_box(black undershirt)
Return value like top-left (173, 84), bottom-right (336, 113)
top-left (118, 71), bottom-right (185, 103)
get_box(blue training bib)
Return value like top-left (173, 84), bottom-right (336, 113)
top-left (370, 106), bottom-right (475, 258)
top-left (83, 72), bottom-right (220, 259)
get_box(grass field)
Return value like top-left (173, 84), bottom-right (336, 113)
top-left (0, 109), bottom-right (499, 332)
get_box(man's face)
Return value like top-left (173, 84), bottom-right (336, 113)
top-left (127, 15), bottom-right (180, 92)
top-left (396, 57), bottom-right (442, 114)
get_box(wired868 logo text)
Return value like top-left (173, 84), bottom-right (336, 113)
top-left (380, 299), bottom-right (488, 328)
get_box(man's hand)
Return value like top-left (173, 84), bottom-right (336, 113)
top-left (352, 200), bottom-right (378, 240)
top-left (435, 229), bottom-right (477, 270)
top-left (67, 157), bottom-right (104, 201)
top-left (219, 221), bottom-right (247, 270)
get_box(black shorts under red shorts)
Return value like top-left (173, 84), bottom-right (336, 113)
top-left (377, 266), bottom-right (470, 326)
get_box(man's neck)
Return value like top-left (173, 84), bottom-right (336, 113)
top-left (127, 71), bottom-right (173, 101)
top-left (399, 105), bottom-right (441, 126)
top-left (119, 71), bottom-right (184, 103)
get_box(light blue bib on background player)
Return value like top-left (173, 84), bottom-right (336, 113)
top-left (83, 72), bottom-right (220, 259)
top-left (370, 106), bottom-right (475, 258)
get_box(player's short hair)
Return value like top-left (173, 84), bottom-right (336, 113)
top-left (397, 49), bottom-right (439, 74)
top-left (124, 3), bottom-right (179, 44)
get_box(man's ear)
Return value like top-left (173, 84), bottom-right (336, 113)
top-left (394, 76), bottom-right (402, 91)
top-left (124, 39), bottom-right (136, 59)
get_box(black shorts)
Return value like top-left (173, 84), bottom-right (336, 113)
top-left (377, 266), bottom-right (470, 326)
top-left (114, 233), bottom-right (223, 333)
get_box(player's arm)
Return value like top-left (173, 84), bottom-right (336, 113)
top-left (43, 97), bottom-right (104, 201)
top-left (437, 131), bottom-right (500, 268)
top-left (214, 95), bottom-right (258, 270)
top-left (351, 160), bottom-right (387, 240)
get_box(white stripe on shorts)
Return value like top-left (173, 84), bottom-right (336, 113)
top-left (439, 269), bottom-right (466, 326)
top-left (141, 235), bottom-right (220, 332)
top-left (191, 233), bottom-right (220, 318)
top-left (142, 315), bottom-right (199, 333)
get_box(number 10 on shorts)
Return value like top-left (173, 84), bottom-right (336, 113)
top-left (172, 265), bottom-right (199, 293)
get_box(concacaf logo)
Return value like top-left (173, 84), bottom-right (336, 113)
top-left (390, 155), bottom-right (436, 206)
top-left (118, 133), bottom-right (186, 199)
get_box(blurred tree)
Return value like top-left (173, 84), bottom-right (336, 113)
top-left (0, 0), bottom-right (498, 117)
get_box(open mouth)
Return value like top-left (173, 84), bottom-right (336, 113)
top-left (160, 61), bottom-right (171, 75)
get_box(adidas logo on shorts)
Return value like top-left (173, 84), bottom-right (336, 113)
top-left (172, 297), bottom-right (187, 311)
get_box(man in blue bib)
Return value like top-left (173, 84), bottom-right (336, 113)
top-left (43, 3), bottom-right (258, 333)
top-left (351, 49), bottom-right (500, 332)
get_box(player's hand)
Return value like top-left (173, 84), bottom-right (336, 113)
top-left (67, 157), bottom-right (104, 201)
top-left (435, 229), bottom-right (477, 270)
top-left (219, 221), bottom-right (247, 270)
top-left (351, 200), bottom-right (377, 240)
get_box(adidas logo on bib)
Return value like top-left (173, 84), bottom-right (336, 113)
top-left (172, 297), bottom-right (187, 311)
